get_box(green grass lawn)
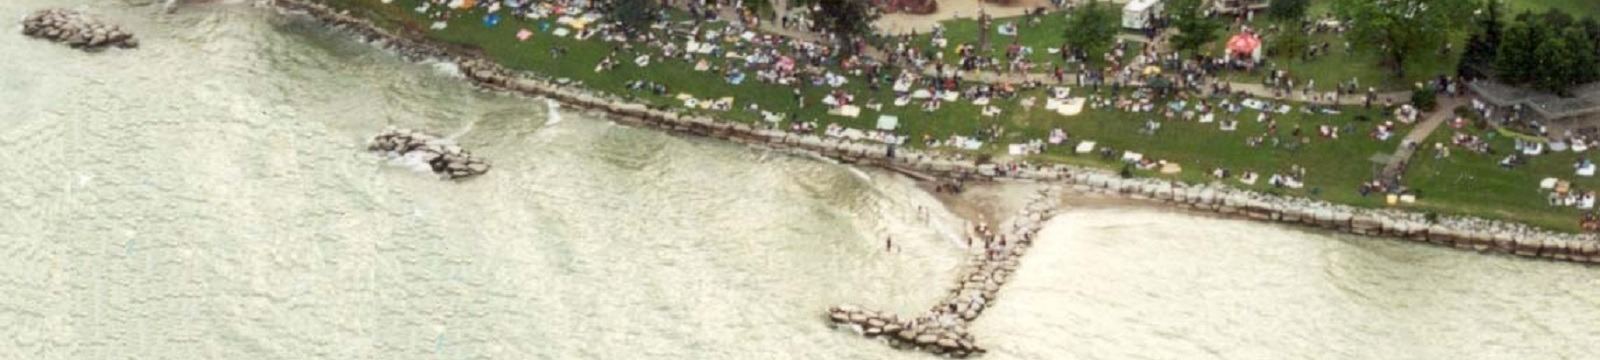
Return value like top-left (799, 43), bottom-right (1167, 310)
top-left (904, 12), bottom-right (1087, 67)
top-left (320, 0), bottom-right (1598, 233)
top-left (898, 7), bottom-right (1461, 93)
top-left (1015, 98), bottom-right (1397, 206)
top-left (1404, 120), bottom-right (1599, 232)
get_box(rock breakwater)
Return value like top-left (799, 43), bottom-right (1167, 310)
top-left (368, 128), bottom-right (490, 180)
top-left (274, 0), bottom-right (1598, 265)
top-left (827, 186), bottom-right (1062, 357)
top-left (21, 9), bottom-right (138, 50)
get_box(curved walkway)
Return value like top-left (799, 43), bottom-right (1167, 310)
top-left (1383, 97), bottom-right (1467, 177)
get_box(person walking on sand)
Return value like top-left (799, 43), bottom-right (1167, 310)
top-left (886, 236), bottom-right (893, 252)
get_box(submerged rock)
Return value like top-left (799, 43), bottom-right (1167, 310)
top-left (369, 128), bottom-right (490, 180)
top-left (21, 9), bottom-right (138, 50)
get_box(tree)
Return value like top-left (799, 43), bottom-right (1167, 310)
top-left (1272, 23), bottom-right (1311, 61)
top-left (608, 0), bottom-right (660, 37)
top-left (1412, 87), bottom-right (1437, 111)
top-left (1062, 0), bottom-right (1119, 63)
top-left (1533, 34), bottom-right (1579, 94)
top-left (1493, 21), bottom-right (1544, 84)
top-left (1457, 0), bottom-right (1504, 79)
top-left (1560, 27), bottom-right (1600, 89)
top-left (1492, 13), bottom-right (1600, 96)
top-left (1267, 0), bottom-right (1310, 20)
top-left (813, 0), bottom-right (880, 49)
top-left (1168, 0), bottom-right (1223, 56)
top-left (1334, 0), bottom-right (1473, 77)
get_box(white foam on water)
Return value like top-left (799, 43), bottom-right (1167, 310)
top-left (420, 59), bottom-right (462, 78)
top-left (544, 98), bottom-right (563, 125)
top-left (387, 151), bottom-right (435, 173)
top-left (846, 166), bottom-right (872, 182)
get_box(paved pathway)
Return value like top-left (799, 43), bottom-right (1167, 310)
top-left (1383, 97), bottom-right (1467, 177)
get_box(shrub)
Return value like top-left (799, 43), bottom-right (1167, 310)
top-left (1412, 88), bottom-right (1437, 111)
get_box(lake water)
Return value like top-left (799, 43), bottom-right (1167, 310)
top-left (2, 1), bottom-right (1595, 359)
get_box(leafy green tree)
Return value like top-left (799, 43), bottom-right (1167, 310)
top-left (1494, 20), bottom-right (1545, 84)
top-left (1168, 0), bottom-right (1223, 56)
top-left (1491, 21), bottom-right (1542, 85)
top-left (1561, 27), bottom-right (1600, 88)
top-left (1334, 0), bottom-right (1473, 77)
top-left (1412, 87), bottom-right (1437, 111)
top-left (1062, 0), bottom-right (1119, 63)
top-left (608, 0), bottom-right (660, 37)
top-left (1533, 33), bottom-right (1579, 94)
top-left (1272, 23), bottom-right (1312, 61)
top-left (1493, 14), bottom-right (1600, 95)
top-left (1267, 0), bottom-right (1310, 20)
top-left (1457, 0), bottom-right (1504, 78)
top-left (1581, 17), bottom-right (1600, 47)
top-left (813, 0), bottom-right (880, 50)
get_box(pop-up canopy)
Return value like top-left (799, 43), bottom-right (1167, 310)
top-left (1227, 32), bottom-right (1262, 61)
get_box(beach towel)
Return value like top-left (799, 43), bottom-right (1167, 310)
top-left (1055, 98), bottom-right (1086, 116)
top-left (876, 115), bottom-right (899, 130)
top-left (831, 105), bottom-right (861, 118)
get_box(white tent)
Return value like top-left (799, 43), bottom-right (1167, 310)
top-left (1122, 0), bottom-right (1163, 29)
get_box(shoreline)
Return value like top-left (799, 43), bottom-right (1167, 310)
top-left (264, 0), bottom-right (1599, 266)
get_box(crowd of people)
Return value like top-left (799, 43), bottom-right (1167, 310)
top-left (391, 0), bottom-right (1600, 230)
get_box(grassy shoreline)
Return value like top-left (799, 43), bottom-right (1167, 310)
top-left (313, 0), bottom-right (1597, 233)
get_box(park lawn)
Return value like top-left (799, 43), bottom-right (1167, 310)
top-left (911, 7), bottom-right (1463, 93)
top-left (322, 0), bottom-right (1594, 233)
top-left (907, 12), bottom-right (1082, 66)
top-left (1404, 123), bottom-right (1600, 232)
top-left (1014, 100), bottom-right (1397, 205)
top-left (1198, 17), bottom-right (1467, 92)
top-left (325, 0), bottom-right (1033, 147)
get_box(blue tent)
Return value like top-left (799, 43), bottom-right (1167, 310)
top-left (483, 13), bottom-right (501, 28)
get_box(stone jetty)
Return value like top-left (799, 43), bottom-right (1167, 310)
top-left (276, 0), bottom-right (1600, 265)
top-left (20, 9), bottom-right (138, 50)
top-left (368, 128), bottom-right (491, 180)
top-left (827, 186), bottom-right (1063, 357)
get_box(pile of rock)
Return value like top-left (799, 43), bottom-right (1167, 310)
top-left (828, 186), bottom-right (1062, 358)
top-left (828, 305), bottom-right (984, 357)
top-left (368, 128), bottom-right (491, 180)
top-left (21, 9), bottom-right (138, 50)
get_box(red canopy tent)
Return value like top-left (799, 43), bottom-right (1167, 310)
top-left (1226, 32), bottom-right (1262, 61)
